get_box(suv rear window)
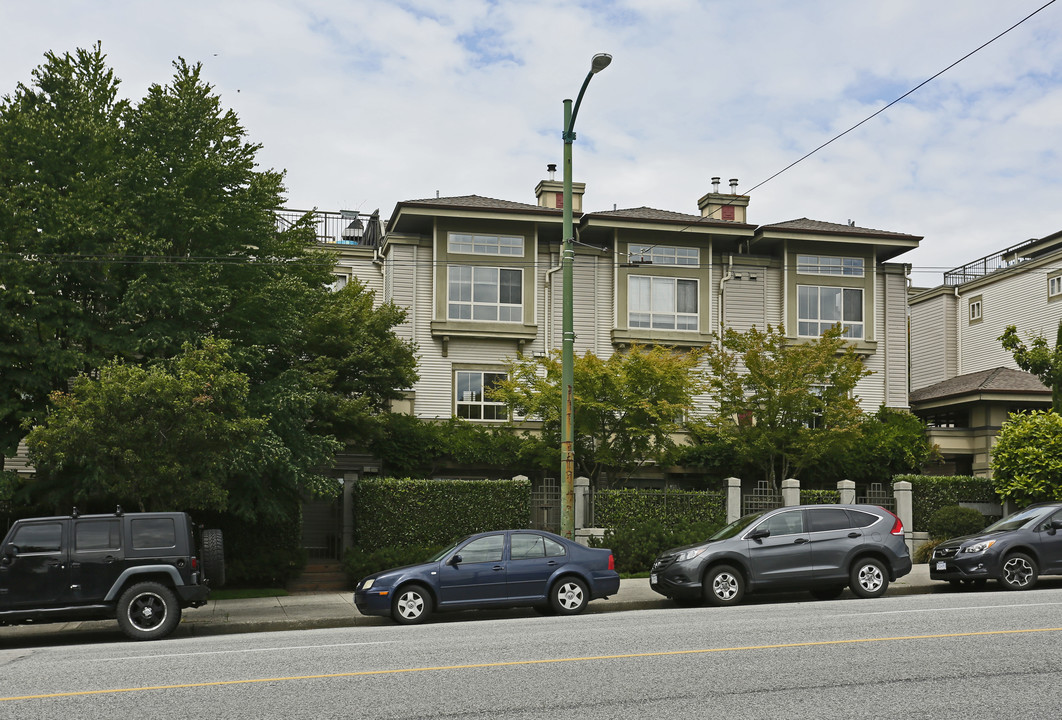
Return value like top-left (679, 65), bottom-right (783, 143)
top-left (131, 518), bottom-right (177, 549)
top-left (848, 510), bottom-right (880, 528)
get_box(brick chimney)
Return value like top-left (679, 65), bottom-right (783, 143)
top-left (535, 163), bottom-right (585, 212)
top-left (697, 176), bottom-right (749, 223)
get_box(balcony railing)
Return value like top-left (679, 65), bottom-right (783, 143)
top-left (943, 239), bottom-right (1034, 286)
top-left (273, 208), bottom-right (381, 247)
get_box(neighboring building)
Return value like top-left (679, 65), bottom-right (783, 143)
top-left (909, 231), bottom-right (1061, 476)
top-left (326, 171), bottom-right (920, 485)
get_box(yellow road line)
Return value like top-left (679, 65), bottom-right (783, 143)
top-left (4, 626), bottom-right (1061, 702)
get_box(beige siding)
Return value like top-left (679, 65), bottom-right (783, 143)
top-left (909, 292), bottom-right (957, 390)
top-left (882, 272), bottom-right (910, 408)
top-left (960, 267), bottom-right (1062, 375)
top-left (723, 263), bottom-right (768, 331)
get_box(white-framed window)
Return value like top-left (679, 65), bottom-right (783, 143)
top-left (328, 273), bottom-right (349, 292)
top-left (448, 233), bottom-right (523, 256)
top-left (797, 285), bottom-right (863, 338)
top-left (628, 276), bottom-right (698, 330)
top-left (1050, 275), bottom-right (1062, 298)
top-left (797, 255), bottom-right (865, 278)
top-left (628, 244), bottom-right (699, 266)
top-left (448, 266), bottom-right (522, 322)
top-left (969, 297), bottom-right (982, 322)
top-left (456, 370), bottom-right (507, 421)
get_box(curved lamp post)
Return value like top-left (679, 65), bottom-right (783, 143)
top-left (561, 53), bottom-right (611, 539)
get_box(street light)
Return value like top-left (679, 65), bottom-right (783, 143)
top-left (560, 52), bottom-right (611, 540)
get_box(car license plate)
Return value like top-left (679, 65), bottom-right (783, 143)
top-left (650, 573), bottom-right (657, 584)
top-left (936, 561), bottom-right (946, 571)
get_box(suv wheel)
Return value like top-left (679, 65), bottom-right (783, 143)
top-left (703, 565), bottom-right (745, 606)
top-left (1000, 552), bottom-right (1038, 590)
top-left (392, 584), bottom-right (433, 624)
top-left (117, 582), bottom-right (182, 640)
top-left (201, 528), bottom-right (226, 588)
top-left (849, 558), bottom-right (889, 598)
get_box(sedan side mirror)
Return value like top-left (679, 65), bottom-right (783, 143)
top-left (448, 553), bottom-right (463, 567)
top-left (0, 544), bottom-right (17, 565)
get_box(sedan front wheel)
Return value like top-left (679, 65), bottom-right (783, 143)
top-left (392, 584), bottom-right (433, 624)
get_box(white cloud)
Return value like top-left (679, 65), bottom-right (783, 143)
top-left (2, 0), bottom-right (1060, 284)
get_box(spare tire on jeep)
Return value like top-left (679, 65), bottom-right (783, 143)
top-left (201, 528), bottom-right (226, 588)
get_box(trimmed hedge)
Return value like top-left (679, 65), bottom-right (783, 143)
top-left (927, 505), bottom-right (987, 540)
top-left (595, 488), bottom-right (725, 529)
top-left (343, 543), bottom-right (447, 583)
top-left (894, 475), bottom-right (998, 531)
top-left (591, 520), bottom-right (722, 575)
top-left (801, 489), bottom-right (840, 505)
top-left (352, 477), bottom-right (531, 551)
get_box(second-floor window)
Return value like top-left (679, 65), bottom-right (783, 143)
top-left (797, 285), bottom-right (863, 338)
top-left (797, 255), bottom-right (865, 277)
top-left (1050, 275), bottom-right (1062, 298)
top-left (448, 266), bottom-right (522, 322)
top-left (448, 233), bottom-right (523, 256)
top-left (628, 244), bottom-right (699, 266)
top-left (629, 276), bottom-right (698, 330)
top-left (969, 298), bottom-right (982, 323)
top-left (456, 370), bottom-right (507, 420)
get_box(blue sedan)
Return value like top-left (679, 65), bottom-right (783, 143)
top-left (354, 529), bottom-right (620, 624)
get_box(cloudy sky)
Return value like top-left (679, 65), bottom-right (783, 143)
top-left (2, 0), bottom-right (1059, 285)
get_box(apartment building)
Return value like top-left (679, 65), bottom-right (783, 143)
top-left (909, 231), bottom-right (1060, 476)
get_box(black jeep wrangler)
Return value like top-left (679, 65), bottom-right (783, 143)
top-left (0, 509), bottom-right (224, 640)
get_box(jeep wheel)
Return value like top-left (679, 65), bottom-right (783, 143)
top-left (117, 582), bottom-right (181, 641)
top-left (201, 528), bottom-right (226, 588)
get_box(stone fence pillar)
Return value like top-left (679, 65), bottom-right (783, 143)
top-left (893, 480), bottom-right (914, 554)
top-left (726, 477), bottom-right (742, 523)
top-left (782, 478), bottom-right (800, 507)
top-left (574, 476), bottom-right (590, 530)
top-left (837, 479), bottom-right (856, 505)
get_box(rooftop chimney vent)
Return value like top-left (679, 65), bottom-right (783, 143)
top-left (547, 163), bottom-right (557, 181)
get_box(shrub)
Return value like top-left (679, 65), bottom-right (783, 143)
top-left (913, 538), bottom-right (941, 564)
top-left (343, 543), bottom-right (447, 584)
top-left (353, 477), bottom-right (531, 551)
top-left (590, 519), bottom-right (723, 575)
top-left (595, 488), bottom-right (724, 529)
top-left (800, 489), bottom-right (840, 504)
top-left (894, 475), bottom-right (998, 531)
top-left (926, 505), bottom-right (986, 541)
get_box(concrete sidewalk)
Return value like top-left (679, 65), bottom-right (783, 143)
top-left (1, 564), bottom-right (941, 643)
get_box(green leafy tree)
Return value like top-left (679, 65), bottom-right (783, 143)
top-left (26, 339), bottom-right (265, 513)
top-left (991, 410), bottom-right (1062, 506)
top-left (999, 321), bottom-right (1062, 412)
top-left (836, 407), bottom-right (936, 484)
top-left (703, 324), bottom-right (871, 488)
top-left (492, 344), bottom-right (707, 485)
top-left (1, 46), bottom-right (418, 517)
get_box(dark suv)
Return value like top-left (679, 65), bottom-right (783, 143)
top-left (0, 509), bottom-right (224, 640)
top-left (650, 504), bottom-right (912, 606)
top-left (930, 502), bottom-right (1062, 590)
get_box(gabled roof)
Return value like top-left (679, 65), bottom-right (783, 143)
top-left (910, 367), bottom-right (1050, 404)
top-left (585, 206), bottom-right (745, 225)
top-left (760, 218), bottom-right (922, 240)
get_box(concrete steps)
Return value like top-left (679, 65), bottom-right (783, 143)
top-left (287, 560), bottom-right (350, 594)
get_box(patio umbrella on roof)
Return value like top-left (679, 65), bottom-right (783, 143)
top-left (362, 209), bottom-right (383, 248)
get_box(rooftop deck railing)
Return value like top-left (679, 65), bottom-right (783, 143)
top-left (273, 208), bottom-right (380, 247)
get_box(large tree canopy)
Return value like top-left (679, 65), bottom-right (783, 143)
top-left (492, 344), bottom-right (707, 485)
top-left (703, 324), bottom-right (871, 487)
top-left (1, 46), bottom-right (418, 514)
top-left (991, 410), bottom-right (1062, 506)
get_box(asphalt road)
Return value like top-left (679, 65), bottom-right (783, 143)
top-left (3, 587), bottom-right (1062, 719)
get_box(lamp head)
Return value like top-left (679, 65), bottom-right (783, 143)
top-left (590, 53), bottom-right (612, 74)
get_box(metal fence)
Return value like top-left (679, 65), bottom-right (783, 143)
top-left (530, 477), bottom-right (560, 533)
top-left (857, 482), bottom-right (896, 512)
top-left (742, 480), bottom-right (783, 515)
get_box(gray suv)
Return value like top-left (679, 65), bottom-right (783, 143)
top-left (650, 504), bottom-right (912, 606)
top-left (1, 509), bottom-right (224, 640)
